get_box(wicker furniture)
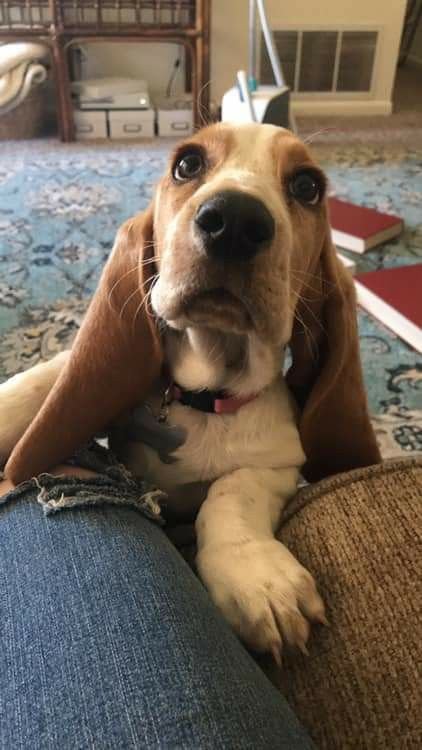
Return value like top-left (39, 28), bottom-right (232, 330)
top-left (0, 1), bottom-right (210, 141)
top-left (0, 81), bottom-right (49, 139)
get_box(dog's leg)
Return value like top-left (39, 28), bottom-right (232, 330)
top-left (196, 467), bottom-right (326, 660)
top-left (0, 351), bottom-right (69, 463)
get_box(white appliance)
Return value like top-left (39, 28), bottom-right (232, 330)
top-left (71, 76), bottom-right (151, 110)
top-left (222, 83), bottom-right (290, 127)
top-left (221, 0), bottom-right (295, 132)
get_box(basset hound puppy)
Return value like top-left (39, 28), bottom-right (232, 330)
top-left (0, 123), bottom-right (380, 660)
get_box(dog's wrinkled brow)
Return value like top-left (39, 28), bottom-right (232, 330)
top-left (171, 124), bottom-right (235, 170)
top-left (169, 125), bottom-right (326, 192)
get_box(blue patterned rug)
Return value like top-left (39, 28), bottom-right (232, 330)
top-left (0, 140), bottom-right (421, 460)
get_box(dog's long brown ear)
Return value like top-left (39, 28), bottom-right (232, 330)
top-left (6, 208), bottom-right (163, 484)
top-left (286, 220), bottom-right (381, 482)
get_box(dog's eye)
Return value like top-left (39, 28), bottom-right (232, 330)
top-left (173, 150), bottom-right (205, 182)
top-left (289, 171), bottom-right (321, 205)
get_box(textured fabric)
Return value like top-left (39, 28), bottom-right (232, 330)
top-left (0, 43), bottom-right (48, 113)
top-left (275, 456), bottom-right (422, 750)
top-left (0, 495), bottom-right (314, 750)
top-left (0, 140), bottom-right (420, 459)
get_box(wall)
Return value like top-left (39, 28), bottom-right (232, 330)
top-left (79, 0), bottom-right (407, 116)
top-left (211, 0), bottom-right (407, 115)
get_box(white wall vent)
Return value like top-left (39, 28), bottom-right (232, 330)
top-left (260, 29), bottom-right (379, 94)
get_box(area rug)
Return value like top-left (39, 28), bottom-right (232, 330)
top-left (0, 139), bottom-right (421, 460)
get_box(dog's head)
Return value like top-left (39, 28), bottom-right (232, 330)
top-left (151, 123), bottom-right (325, 347)
top-left (6, 123), bottom-right (380, 484)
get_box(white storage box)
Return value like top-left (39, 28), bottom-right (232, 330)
top-left (74, 110), bottom-right (107, 140)
top-left (108, 109), bottom-right (155, 139)
top-left (157, 97), bottom-right (193, 137)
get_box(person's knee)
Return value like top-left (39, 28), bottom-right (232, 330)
top-left (0, 476), bottom-right (14, 497)
top-left (0, 465), bottom-right (99, 496)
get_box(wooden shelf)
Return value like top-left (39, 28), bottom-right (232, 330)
top-left (0, 0), bottom-right (210, 140)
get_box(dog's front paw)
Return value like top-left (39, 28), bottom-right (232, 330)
top-left (197, 540), bottom-right (326, 661)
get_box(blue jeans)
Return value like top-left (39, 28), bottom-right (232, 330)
top-left (0, 481), bottom-right (313, 749)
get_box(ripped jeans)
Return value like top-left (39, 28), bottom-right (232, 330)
top-left (0, 444), bottom-right (313, 749)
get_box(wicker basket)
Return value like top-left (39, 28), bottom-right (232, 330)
top-left (0, 82), bottom-right (49, 140)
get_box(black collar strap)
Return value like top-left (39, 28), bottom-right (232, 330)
top-left (171, 383), bottom-right (258, 415)
top-left (175, 387), bottom-right (225, 413)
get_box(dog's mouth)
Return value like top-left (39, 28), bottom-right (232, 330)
top-left (182, 287), bottom-right (252, 333)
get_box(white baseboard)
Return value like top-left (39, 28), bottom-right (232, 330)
top-left (291, 99), bottom-right (393, 116)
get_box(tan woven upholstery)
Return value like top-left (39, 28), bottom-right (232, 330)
top-left (276, 456), bottom-right (422, 749)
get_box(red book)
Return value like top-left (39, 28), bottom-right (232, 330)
top-left (329, 197), bottom-right (403, 253)
top-left (354, 264), bottom-right (422, 353)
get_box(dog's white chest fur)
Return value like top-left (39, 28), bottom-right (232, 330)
top-left (129, 378), bottom-right (304, 482)
top-left (121, 373), bottom-right (305, 515)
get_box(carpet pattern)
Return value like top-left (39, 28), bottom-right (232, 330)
top-left (0, 140), bottom-right (421, 460)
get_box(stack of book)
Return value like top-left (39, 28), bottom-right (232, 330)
top-left (329, 197), bottom-right (403, 255)
top-left (329, 197), bottom-right (421, 353)
top-left (354, 265), bottom-right (422, 354)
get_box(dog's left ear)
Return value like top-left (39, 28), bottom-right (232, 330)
top-left (6, 208), bottom-right (163, 484)
top-left (286, 216), bottom-right (381, 482)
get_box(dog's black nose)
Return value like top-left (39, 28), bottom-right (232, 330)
top-left (195, 190), bottom-right (275, 261)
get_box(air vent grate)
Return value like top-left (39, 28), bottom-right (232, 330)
top-left (261, 29), bottom-right (378, 93)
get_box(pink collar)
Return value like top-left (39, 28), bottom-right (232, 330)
top-left (171, 384), bottom-right (258, 415)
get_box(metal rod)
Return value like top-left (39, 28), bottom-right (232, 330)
top-left (237, 69), bottom-right (257, 122)
top-left (255, 0), bottom-right (297, 132)
top-left (248, 0), bottom-right (256, 83)
top-left (255, 0), bottom-right (284, 87)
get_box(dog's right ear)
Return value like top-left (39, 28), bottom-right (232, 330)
top-left (6, 208), bottom-right (163, 484)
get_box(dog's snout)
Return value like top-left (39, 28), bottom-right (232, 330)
top-left (195, 190), bottom-right (275, 261)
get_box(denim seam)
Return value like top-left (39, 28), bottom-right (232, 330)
top-left (0, 445), bottom-right (166, 524)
